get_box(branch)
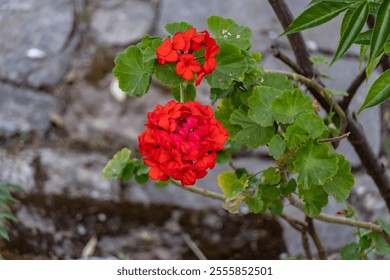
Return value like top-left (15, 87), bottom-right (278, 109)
top-left (270, 45), bottom-right (304, 74)
top-left (318, 132), bottom-right (350, 144)
top-left (171, 180), bottom-right (225, 201)
top-left (267, 70), bottom-right (347, 136)
top-left (306, 216), bottom-right (327, 260)
top-left (341, 68), bottom-right (366, 111)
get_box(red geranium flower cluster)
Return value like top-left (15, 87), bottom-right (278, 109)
top-left (156, 28), bottom-right (220, 86)
top-left (138, 100), bottom-right (228, 186)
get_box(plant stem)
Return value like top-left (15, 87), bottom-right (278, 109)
top-left (318, 132), bottom-right (350, 144)
top-left (266, 70), bottom-right (348, 137)
top-left (306, 216), bottom-right (327, 260)
top-left (171, 180), bottom-right (225, 201)
top-left (180, 83), bottom-right (185, 103)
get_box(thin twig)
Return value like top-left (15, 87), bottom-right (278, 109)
top-left (182, 233), bottom-right (208, 260)
top-left (280, 214), bottom-right (313, 259)
top-left (171, 180), bottom-right (225, 201)
top-left (341, 68), bottom-right (366, 111)
top-left (270, 45), bottom-right (304, 74)
top-left (305, 216), bottom-right (327, 260)
top-left (267, 70), bottom-right (348, 136)
top-left (318, 132), bottom-right (350, 143)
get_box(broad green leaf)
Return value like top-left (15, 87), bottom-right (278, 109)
top-left (271, 89), bottom-right (313, 124)
top-left (248, 86), bottom-right (280, 126)
top-left (245, 190), bottom-right (265, 214)
top-left (230, 107), bottom-right (275, 148)
top-left (207, 16), bottom-right (252, 50)
top-left (215, 95), bottom-right (242, 139)
top-left (165, 21), bottom-right (193, 35)
top-left (206, 43), bottom-right (248, 89)
top-left (113, 46), bottom-right (154, 97)
top-left (309, 55), bottom-right (328, 66)
top-left (218, 171), bottom-right (248, 201)
top-left (283, 1), bottom-right (351, 35)
top-left (323, 154), bottom-right (354, 202)
top-left (154, 62), bottom-right (184, 87)
top-left (261, 167), bottom-right (281, 185)
top-left (370, 232), bottom-right (390, 255)
top-left (368, 0), bottom-right (390, 70)
top-left (210, 85), bottom-right (237, 103)
top-left (260, 185), bottom-right (283, 215)
top-left (138, 35), bottom-right (162, 62)
top-left (102, 148), bottom-right (131, 180)
top-left (0, 226), bottom-right (9, 241)
top-left (285, 124), bottom-right (310, 148)
top-left (261, 73), bottom-right (295, 91)
top-left (332, 2), bottom-right (368, 64)
top-left (280, 179), bottom-right (297, 196)
top-left (358, 69), bottom-right (390, 114)
top-left (269, 134), bottom-right (286, 160)
top-left (300, 184), bottom-right (328, 217)
top-left (378, 219), bottom-right (390, 236)
top-left (340, 242), bottom-right (361, 260)
top-left (171, 84), bottom-right (196, 102)
top-left (293, 141), bottom-right (338, 188)
top-left (216, 150), bottom-right (232, 164)
top-left (294, 113), bottom-right (327, 139)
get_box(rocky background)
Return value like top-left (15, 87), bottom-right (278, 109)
top-left (0, 0), bottom-right (389, 259)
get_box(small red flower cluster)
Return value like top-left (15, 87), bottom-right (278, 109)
top-left (156, 28), bottom-right (220, 86)
top-left (138, 100), bottom-right (228, 186)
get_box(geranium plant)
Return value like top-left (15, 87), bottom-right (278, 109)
top-left (103, 5), bottom-right (390, 260)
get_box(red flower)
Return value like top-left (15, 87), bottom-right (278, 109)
top-left (138, 100), bottom-right (228, 186)
top-left (175, 54), bottom-right (202, 80)
top-left (172, 28), bottom-right (196, 52)
top-left (156, 38), bottom-right (179, 65)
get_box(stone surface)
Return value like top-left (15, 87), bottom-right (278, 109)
top-left (0, 0), bottom-right (75, 87)
top-left (0, 84), bottom-right (61, 137)
top-left (91, 0), bottom-right (157, 46)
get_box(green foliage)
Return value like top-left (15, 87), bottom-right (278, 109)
top-left (165, 21), bottom-right (193, 35)
top-left (340, 242), bottom-right (361, 260)
top-left (218, 171), bottom-right (248, 201)
top-left (269, 135), bottom-right (286, 160)
top-left (207, 16), bottom-right (252, 50)
top-left (358, 69), bottom-right (390, 114)
top-left (299, 184), bottom-right (328, 217)
top-left (0, 178), bottom-right (23, 242)
top-left (248, 87), bottom-right (281, 127)
top-left (113, 46), bottom-right (154, 97)
top-left (309, 55), bottom-right (328, 66)
top-left (102, 148), bottom-right (150, 184)
top-left (172, 84), bottom-right (196, 102)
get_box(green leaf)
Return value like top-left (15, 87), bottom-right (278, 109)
top-left (216, 150), bottom-right (232, 164)
top-left (370, 232), bottom-right (390, 255)
top-left (269, 134), bottom-right (286, 160)
top-left (248, 86), bottom-right (280, 126)
top-left (300, 184), bottom-right (328, 217)
top-left (102, 148), bottom-right (131, 180)
top-left (154, 62), bottom-right (184, 87)
top-left (230, 107), bottom-right (275, 148)
top-left (280, 179), bottom-right (297, 196)
top-left (293, 141), bottom-right (338, 188)
top-left (271, 89), bottom-right (313, 124)
top-left (165, 21), bottom-right (193, 35)
top-left (0, 226), bottom-right (9, 241)
top-left (261, 167), bottom-right (281, 185)
top-left (323, 154), bottom-right (354, 202)
top-left (355, 29), bottom-right (372, 45)
top-left (206, 43), bottom-right (248, 89)
top-left (172, 84), bottom-right (196, 102)
top-left (218, 171), bottom-right (248, 201)
top-left (358, 69), bottom-right (390, 114)
top-left (0, 211), bottom-right (17, 222)
top-left (368, 0), bottom-right (390, 69)
top-left (366, 52), bottom-right (383, 80)
top-left (359, 44), bottom-right (368, 69)
top-left (138, 35), bottom-right (161, 63)
top-left (215, 95), bottom-right (242, 139)
top-left (378, 219), bottom-right (390, 236)
top-left (210, 85), bottom-right (237, 103)
top-left (207, 16), bottom-right (252, 50)
top-left (332, 2), bottom-right (368, 64)
top-left (285, 124), bottom-right (310, 148)
top-left (340, 242), bottom-right (361, 260)
top-left (261, 73), bottom-right (295, 91)
top-left (309, 55), bottom-right (328, 66)
top-left (283, 1), bottom-right (351, 35)
top-left (326, 88), bottom-right (348, 97)
top-left (113, 46), bottom-right (154, 97)
top-left (245, 190), bottom-right (265, 214)
top-left (294, 113), bottom-right (327, 139)
top-left (385, 43), bottom-right (390, 55)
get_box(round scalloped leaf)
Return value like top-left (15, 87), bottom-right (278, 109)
top-left (299, 184), bottom-right (328, 217)
top-left (248, 86), bottom-right (281, 127)
top-left (268, 134), bottom-right (286, 160)
top-left (294, 113), bottom-right (327, 139)
top-left (165, 21), bottom-right (193, 35)
top-left (218, 171), bottom-right (248, 202)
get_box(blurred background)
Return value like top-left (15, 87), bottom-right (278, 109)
top-left (0, 0), bottom-right (389, 259)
